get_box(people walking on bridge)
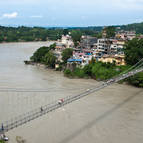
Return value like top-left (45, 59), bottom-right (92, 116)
top-left (40, 107), bottom-right (43, 112)
top-left (0, 123), bottom-right (4, 133)
top-left (58, 99), bottom-right (64, 105)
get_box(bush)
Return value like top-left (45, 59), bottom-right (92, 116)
top-left (83, 64), bottom-right (93, 76)
top-left (64, 62), bottom-right (121, 80)
top-left (30, 43), bottom-right (56, 64)
top-left (30, 46), bottom-right (50, 62)
top-left (73, 68), bottom-right (87, 78)
top-left (124, 38), bottom-right (143, 87)
top-left (0, 140), bottom-right (5, 143)
top-left (127, 72), bottom-right (143, 87)
top-left (124, 38), bottom-right (143, 65)
top-left (62, 48), bottom-right (73, 64)
top-left (64, 69), bottom-right (72, 77)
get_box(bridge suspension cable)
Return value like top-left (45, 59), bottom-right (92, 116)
top-left (0, 87), bottom-right (86, 93)
top-left (114, 58), bottom-right (143, 77)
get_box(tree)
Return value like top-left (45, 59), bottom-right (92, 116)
top-left (104, 26), bottom-right (115, 38)
top-left (63, 29), bottom-right (69, 36)
top-left (30, 46), bottom-right (50, 62)
top-left (124, 38), bottom-right (143, 65)
top-left (62, 48), bottom-right (73, 63)
top-left (71, 30), bottom-right (82, 47)
top-left (43, 51), bottom-right (56, 68)
top-left (127, 72), bottom-right (143, 87)
top-left (49, 43), bottom-right (56, 50)
top-left (124, 38), bottom-right (143, 87)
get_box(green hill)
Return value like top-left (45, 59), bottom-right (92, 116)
top-left (119, 22), bottom-right (143, 34)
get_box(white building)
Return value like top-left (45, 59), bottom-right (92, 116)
top-left (61, 35), bottom-right (74, 48)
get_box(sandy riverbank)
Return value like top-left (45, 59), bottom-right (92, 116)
top-left (7, 83), bottom-right (143, 143)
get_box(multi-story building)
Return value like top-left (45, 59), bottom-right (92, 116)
top-left (110, 39), bottom-right (125, 55)
top-left (96, 38), bottom-right (112, 55)
top-left (80, 36), bottom-right (97, 49)
top-left (116, 30), bottom-right (136, 40)
top-left (98, 54), bottom-right (125, 66)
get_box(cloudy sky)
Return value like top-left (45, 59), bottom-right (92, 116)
top-left (0, 0), bottom-right (143, 27)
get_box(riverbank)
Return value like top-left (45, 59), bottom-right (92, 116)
top-left (28, 43), bottom-right (143, 88)
top-left (24, 60), bottom-right (143, 88)
top-left (0, 40), bottom-right (57, 45)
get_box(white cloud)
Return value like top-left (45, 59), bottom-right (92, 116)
top-left (2, 12), bottom-right (18, 19)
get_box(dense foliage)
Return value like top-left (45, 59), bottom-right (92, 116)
top-left (62, 48), bottom-right (73, 63)
top-left (88, 22), bottom-right (143, 34)
top-left (64, 61), bottom-right (129, 80)
top-left (43, 51), bottom-right (56, 68)
top-left (121, 22), bottom-right (143, 34)
top-left (104, 26), bottom-right (116, 38)
top-left (70, 30), bottom-right (82, 47)
top-left (127, 72), bottom-right (143, 87)
top-left (30, 43), bottom-right (56, 68)
top-left (0, 26), bottom-right (64, 42)
top-left (0, 25), bottom-right (103, 43)
top-left (30, 46), bottom-right (50, 62)
top-left (124, 38), bottom-right (143, 87)
top-left (124, 38), bottom-right (143, 65)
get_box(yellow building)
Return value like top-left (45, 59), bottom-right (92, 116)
top-left (117, 40), bottom-right (125, 45)
top-left (99, 54), bottom-right (125, 66)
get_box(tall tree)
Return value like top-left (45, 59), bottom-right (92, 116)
top-left (62, 48), bottom-right (73, 63)
top-left (124, 38), bottom-right (143, 87)
top-left (30, 46), bottom-right (50, 62)
top-left (104, 26), bottom-right (115, 38)
top-left (43, 51), bottom-right (56, 68)
top-left (63, 29), bottom-right (69, 36)
top-left (124, 38), bottom-right (143, 65)
top-left (71, 30), bottom-right (82, 47)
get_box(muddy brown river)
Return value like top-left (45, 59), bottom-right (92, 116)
top-left (0, 42), bottom-right (143, 143)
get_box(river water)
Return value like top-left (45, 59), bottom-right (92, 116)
top-left (0, 42), bottom-right (143, 143)
top-left (0, 42), bottom-right (97, 122)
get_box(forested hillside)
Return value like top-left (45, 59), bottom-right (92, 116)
top-left (120, 22), bottom-right (143, 34)
top-left (1, 22), bottom-right (143, 43)
top-left (0, 26), bottom-right (63, 42)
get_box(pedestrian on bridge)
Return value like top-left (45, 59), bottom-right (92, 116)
top-left (40, 107), bottom-right (43, 112)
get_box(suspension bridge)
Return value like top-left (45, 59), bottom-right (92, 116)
top-left (0, 58), bottom-right (143, 136)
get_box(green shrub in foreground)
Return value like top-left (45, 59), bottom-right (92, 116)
top-left (0, 140), bottom-right (5, 143)
top-left (127, 72), bottom-right (143, 87)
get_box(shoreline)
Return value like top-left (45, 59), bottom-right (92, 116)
top-left (0, 40), bottom-right (57, 45)
top-left (25, 61), bottom-right (140, 88)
